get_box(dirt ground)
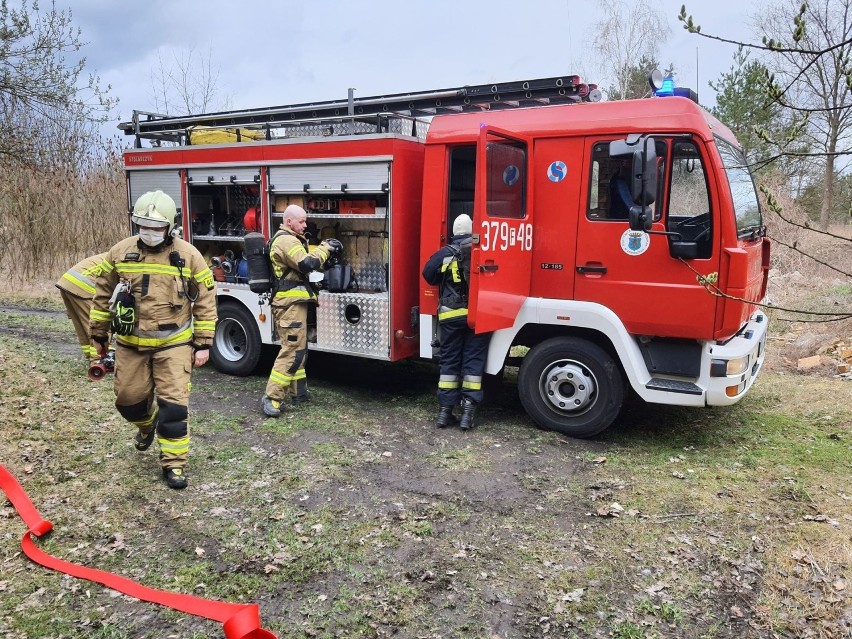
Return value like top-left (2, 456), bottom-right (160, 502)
top-left (1, 304), bottom-right (850, 639)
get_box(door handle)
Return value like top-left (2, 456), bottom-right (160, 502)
top-left (479, 264), bottom-right (499, 273)
top-left (576, 265), bottom-right (607, 274)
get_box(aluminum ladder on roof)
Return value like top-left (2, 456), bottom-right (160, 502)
top-left (119, 75), bottom-right (601, 145)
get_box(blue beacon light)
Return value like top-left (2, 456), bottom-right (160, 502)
top-left (655, 76), bottom-right (676, 97)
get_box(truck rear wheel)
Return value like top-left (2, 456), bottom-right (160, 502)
top-left (211, 302), bottom-right (262, 376)
top-left (518, 337), bottom-right (624, 438)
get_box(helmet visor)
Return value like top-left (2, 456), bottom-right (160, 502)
top-left (132, 214), bottom-right (170, 229)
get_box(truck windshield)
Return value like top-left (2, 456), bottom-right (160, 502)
top-left (715, 138), bottom-right (763, 238)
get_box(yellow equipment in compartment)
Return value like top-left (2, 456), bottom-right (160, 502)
top-left (187, 126), bottom-right (264, 145)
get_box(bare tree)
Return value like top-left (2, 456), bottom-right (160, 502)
top-left (0, 0), bottom-right (116, 166)
top-left (680, 0), bottom-right (852, 230)
top-left (680, 1), bottom-right (851, 324)
top-left (592, 0), bottom-right (672, 101)
top-left (761, 0), bottom-right (852, 230)
top-left (149, 45), bottom-right (231, 116)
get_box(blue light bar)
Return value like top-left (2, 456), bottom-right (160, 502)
top-left (653, 76), bottom-right (699, 102)
top-left (655, 76), bottom-right (676, 97)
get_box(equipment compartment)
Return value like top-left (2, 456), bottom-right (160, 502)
top-left (316, 291), bottom-right (389, 359)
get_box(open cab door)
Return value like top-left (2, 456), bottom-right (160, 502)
top-left (469, 126), bottom-right (534, 333)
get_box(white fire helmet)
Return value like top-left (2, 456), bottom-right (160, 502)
top-left (132, 190), bottom-right (177, 234)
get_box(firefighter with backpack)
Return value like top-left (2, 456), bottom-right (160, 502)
top-left (260, 204), bottom-right (342, 417)
top-left (422, 214), bottom-right (491, 430)
top-left (89, 191), bottom-right (217, 489)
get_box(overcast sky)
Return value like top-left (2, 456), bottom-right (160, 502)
top-left (61, 0), bottom-right (761, 139)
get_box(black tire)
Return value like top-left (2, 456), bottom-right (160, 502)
top-left (518, 337), bottom-right (625, 438)
top-left (210, 301), bottom-right (262, 376)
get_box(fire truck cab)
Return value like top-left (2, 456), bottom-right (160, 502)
top-left (120, 74), bottom-right (769, 438)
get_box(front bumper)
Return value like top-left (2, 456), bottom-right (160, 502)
top-left (705, 311), bottom-right (769, 406)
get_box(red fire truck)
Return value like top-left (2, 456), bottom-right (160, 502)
top-left (119, 74), bottom-right (769, 437)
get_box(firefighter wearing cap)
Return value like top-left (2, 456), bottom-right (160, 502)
top-left (56, 252), bottom-right (108, 362)
top-left (422, 213), bottom-right (491, 431)
top-left (261, 204), bottom-right (341, 417)
top-left (89, 191), bottom-right (217, 489)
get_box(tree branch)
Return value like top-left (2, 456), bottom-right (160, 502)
top-left (678, 259), bottom-right (852, 320)
top-left (766, 234), bottom-right (852, 278)
top-left (760, 185), bottom-right (852, 243)
top-left (679, 7), bottom-right (852, 55)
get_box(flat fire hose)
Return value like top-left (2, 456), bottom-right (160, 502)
top-left (0, 464), bottom-right (276, 639)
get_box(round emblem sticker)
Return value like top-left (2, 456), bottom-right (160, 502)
top-left (547, 160), bottom-right (567, 182)
top-left (503, 165), bottom-right (520, 186)
top-left (620, 229), bottom-right (651, 256)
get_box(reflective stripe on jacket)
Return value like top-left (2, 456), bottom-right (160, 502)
top-left (55, 253), bottom-right (108, 300)
top-left (89, 237), bottom-right (217, 350)
top-left (422, 234), bottom-right (473, 323)
top-left (270, 229), bottom-right (330, 308)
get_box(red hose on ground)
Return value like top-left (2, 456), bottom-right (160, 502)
top-left (0, 464), bottom-right (276, 639)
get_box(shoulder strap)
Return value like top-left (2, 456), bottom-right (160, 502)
top-left (441, 243), bottom-right (466, 287)
top-left (269, 231), bottom-right (308, 286)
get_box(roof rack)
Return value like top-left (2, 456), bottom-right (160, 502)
top-left (119, 75), bottom-right (600, 146)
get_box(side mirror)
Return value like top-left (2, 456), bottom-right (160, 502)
top-left (611, 135), bottom-right (658, 233)
top-left (670, 241), bottom-right (698, 259)
top-left (629, 205), bottom-right (653, 232)
top-left (631, 138), bottom-right (657, 206)
top-left (610, 135), bottom-right (658, 207)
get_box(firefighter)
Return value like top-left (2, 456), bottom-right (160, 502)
top-left (422, 213), bottom-right (491, 430)
top-left (56, 252), bottom-right (108, 363)
top-left (89, 191), bottom-right (217, 490)
top-left (261, 204), bottom-right (341, 417)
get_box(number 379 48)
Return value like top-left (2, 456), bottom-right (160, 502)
top-left (480, 222), bottom-right (533, 252)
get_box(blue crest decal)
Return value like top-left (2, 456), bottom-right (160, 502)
top-left (547, 161), bottom-right (567, 182)
top-left (503, 165), bottom-right (520, 186)
top-left (620, 229), bottom-right (651, 256)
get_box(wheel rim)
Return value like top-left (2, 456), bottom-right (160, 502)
top-left (537, 358), bottom-right (598, 416)
top-left (214, 316), bottom-right (248, 362)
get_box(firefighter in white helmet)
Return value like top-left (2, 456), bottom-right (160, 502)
top-left (90, 191), bottom-right (217, 489)
top-left (261, 204), bottom-right (341, 417)
top-left (422, 213), bottom-right (491, 430)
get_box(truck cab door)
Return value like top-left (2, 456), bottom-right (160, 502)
top-left (469, 126), bottom-right (534, 333)
top-left (574, 136), bottom-right (720, 339)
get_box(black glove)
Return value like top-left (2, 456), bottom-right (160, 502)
top-left (325, 238), bottom-right (343, 257)
top-left (111, 294), bottom-right (136, 336)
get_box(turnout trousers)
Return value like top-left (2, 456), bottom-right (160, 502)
top-left (114, 343), bottom-right (193, 470)
top-left (437, 316), bottom-right (490, 407)
top-left (264, 303), bottom-right (309, 402)
top-left (59, 290), bottom-right (97, 361)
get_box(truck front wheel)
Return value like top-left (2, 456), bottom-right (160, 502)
top-left (211, 302), bottom-right (262, 376)
top-left (518, 337), bottom-right (624, 438)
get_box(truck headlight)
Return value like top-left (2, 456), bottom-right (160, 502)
top-left (710, 356), bottom-right (750, 377)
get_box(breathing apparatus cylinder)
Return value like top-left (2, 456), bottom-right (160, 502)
top-left (243, 232), bottom-right (274, 294)
top-left (237, 257), bottom-right (249, 282)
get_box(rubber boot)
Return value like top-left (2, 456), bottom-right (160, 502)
top-left (261, 395), bottom-right (282, 417)
top-left (163, 467), bottom-right (188, 490)
top-left (459, 398), bottom-right (477, 430)
top-left (292, 392), bottom-right (311, 405)
top-left (436, 405), bottom-right (458, 428)
top-left (134, 428), bottom-right (155, 451)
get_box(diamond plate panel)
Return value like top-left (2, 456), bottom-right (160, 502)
top-left (338, 223), bottom-right (389, 292)
top-left (277, 115), bottom-right (428, 139)
top-left (316, 291), bottom-right (389, 358)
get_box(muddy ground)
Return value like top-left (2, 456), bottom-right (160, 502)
top-left (1, 304), bottom-right (850, 639)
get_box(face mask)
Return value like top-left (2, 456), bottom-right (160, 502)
top-left (138, 229), bottom-right (165, 247)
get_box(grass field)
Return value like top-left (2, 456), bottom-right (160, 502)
top-left (0, 297), bottom-right (850, 639)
